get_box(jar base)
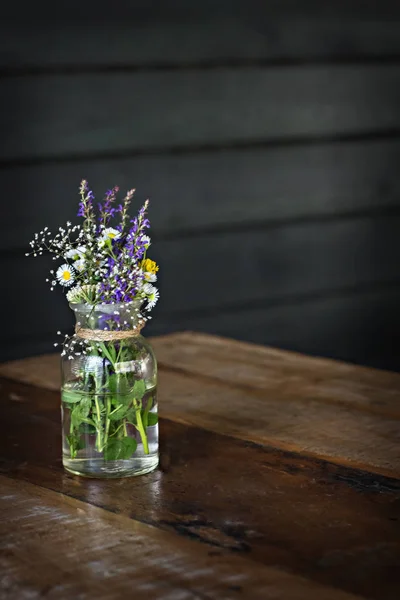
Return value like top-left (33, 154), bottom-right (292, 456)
top-left (63, 455), bottom-right (159, 478)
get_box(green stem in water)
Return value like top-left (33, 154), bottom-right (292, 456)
top-left (134, 399), bottom-right (149, 454)
top-left (102, 396), bottom-right (111, 451)
top-left (93, 394), bottom-right (103, 451)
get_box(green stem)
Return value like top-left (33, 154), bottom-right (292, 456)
top-left (93, 394), bottom-right (103, 451)
top-left (109, 422), bottom-right (125, 438)
top-left (103, 396), bottom-right (111, 451)
top-left (98, 342), bottom-right (115, 366)
top-left (134, 400), bottom-right (149, 454)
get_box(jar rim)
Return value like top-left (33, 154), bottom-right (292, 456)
top-left (69, 298), bottom-right (143, 314)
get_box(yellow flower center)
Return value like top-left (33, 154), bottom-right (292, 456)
top-left (63, 271), bottom-right (71, 281)
top-left (108, 232), bottom-right (116, 239)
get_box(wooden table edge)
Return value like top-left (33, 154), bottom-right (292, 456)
top-left (0, 473), bottom-right (367, 600)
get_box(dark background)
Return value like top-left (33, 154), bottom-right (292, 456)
top-left (1, 1), bottom-right (400, 370)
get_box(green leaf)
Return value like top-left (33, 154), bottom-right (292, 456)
top-left (79, 422), bottom-right (97, 434)
top-left (108, 404), bottom-right (129, 421)
top-left (125, 408), bottom-right (137, 425)
top-left (62, 390), bottom-right (84, 404)
top-left (104, 437), bottom-right (137, 460)
top-left (125, 408), bottom-right (157, 428)
top-left (66, 434), bottom-right (84, 458)
top-left (98, 342), bottom-right (115, 365)
top-left (70, 396), bottom-right (92, 429)
top-left (108, 374), bottom-right (118, 395)
top-left (80, 396), bottom-right (92, 418)
top-left (147, 412), bottom-right (158, 426)
top-left (108, 374), bottom-right (132, 397)
top-left (133, 379), bottom-right (146, 400)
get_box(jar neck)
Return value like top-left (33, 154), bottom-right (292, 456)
top-left (70, 301), bottom-right (144, 332)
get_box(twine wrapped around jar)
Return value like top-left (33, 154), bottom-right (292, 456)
top-left (75, 320), bottom-right (145, 341)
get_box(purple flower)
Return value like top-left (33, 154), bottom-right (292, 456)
top-left (78, 180), bottom-right (95, 221)
top-left (99, 186), bottom-right (119, 227)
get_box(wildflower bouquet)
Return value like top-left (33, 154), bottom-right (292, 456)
top-left (28, 181), bottom-right (160, 478)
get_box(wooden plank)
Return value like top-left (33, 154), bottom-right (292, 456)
top-left (2, 140), bottom-right (400, 252)
top-left (2, 0), bottom-right (400, 24)
top-left (1, 334), bottom-right (400, 477)
top-left (154, 332), bottom-right (400, 418)
top-left (0, 476), bottom-right (363, 600)
top-left (1, 66), bottom-right (400, 162)
top-left (2, 285), bottom-right (400, 370)
top-left (0, 385), bottom-right (399, 599)
top-left (151, 285), bottom-right (400, 373)
top-left (153, 214), bottom-right (400, 313)
top-left (5, 214), bottom-right (400, 340)
top-left (1, 14), bottom-right (400, 69)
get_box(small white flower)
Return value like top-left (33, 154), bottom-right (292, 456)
top-left (141, 235), bottom-right (151, 248)
top-left (143, 271), bottom-right (157, 283)
top-left (56, 264), bottom-right (75, 287)
top-left (64, 246), bottom-right (85, 261)
top-left (101, 227), bottom-right (121, 243)
top-left (66, 287), bottom-right (81, 302)
top-left (143, 283), bottom-right (154, 294)
top-left (143, 283), bottom-right (159, 309)
top-left (74, 258), bottom-right (85, 272)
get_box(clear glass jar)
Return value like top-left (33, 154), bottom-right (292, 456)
top-left (61, 301), bottom-right (158, 478)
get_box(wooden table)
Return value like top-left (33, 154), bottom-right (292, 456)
top-left (0, 332), bottom-right (399, 599)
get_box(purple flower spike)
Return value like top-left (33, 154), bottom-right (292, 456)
top-left (99, 186), bottom-right (119, 228)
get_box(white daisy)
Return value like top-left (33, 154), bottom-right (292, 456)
top-left (101, 227), bottom-right (121, 243)
top-left (141, 235), bottom-right (151, 249)
top-left (74, 258), bottom-right (85, 272)
top-left (143, 283), bottom-right (159, 309)
top-left (56, 264), bottom-right (75, 287)
top-left (64, 246), bottom-right (86, 261)
top-left (143, 283), bottom-right (155, 294)
top-left (143, 271), bottom-right (157, 283)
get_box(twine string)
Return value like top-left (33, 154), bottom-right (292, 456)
top-left (75, 321), bottom-right (145, 341)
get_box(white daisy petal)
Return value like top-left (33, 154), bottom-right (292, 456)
top-left (141, 235), bottom-right (151, 248)
top-left (143, 271), bottom-right (157, 283)
top-left (143, 283), bottom-right (159, 310)
top-left (64, 248), bottom-right (79, 260)
top-left (56, 264), bottom-right (75, 287)
top-left (143, 283), bottom-right (155, 294)
top-left (74, 258), bottom-right (86, 272)
top-left (101, 227), bottom-right (121, 243)
top-left (64, 245), bottom-right (86, 261)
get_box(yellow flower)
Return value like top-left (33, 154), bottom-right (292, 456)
top-left (141, 258), bottom-right (159, 274)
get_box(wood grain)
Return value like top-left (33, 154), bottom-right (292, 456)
top-left (5, 213), bottom-right (400, 346)
top-left (4, 285), bottom-right (400, 370)
top-left (1, 66), bottom-right (400, 162)
top-left (0, 380), bottom-right (399, 599)
top-left (1, 8), bottom-right (400, 68)
top-left (0, 476), bottom-right (364, 600)
top-left (154, 333), bottom-right (400, 416)
top-left (148, 285), bottom-right (400, 373)
top-left (3, 140), bottom-right (400, 252)
top-left (1, 332), bottom-right (400, 477)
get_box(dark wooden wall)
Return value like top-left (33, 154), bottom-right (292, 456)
top-left (1, 1), bottom-right (400, 370)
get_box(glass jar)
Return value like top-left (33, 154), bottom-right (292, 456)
top-left (61, 300), bottom-right (158, 478)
